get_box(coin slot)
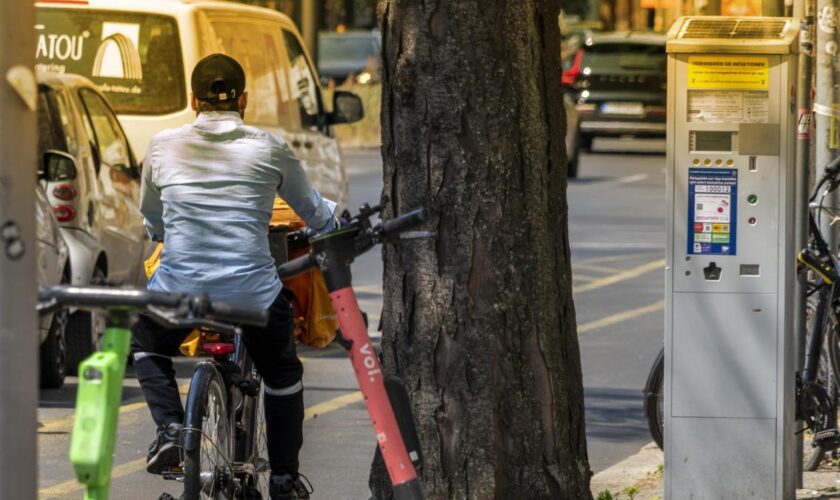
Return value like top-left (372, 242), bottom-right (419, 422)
top-left (703, 262), bottom-right (722, 281)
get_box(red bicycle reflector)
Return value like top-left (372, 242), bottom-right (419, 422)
top-left (202, 343), bottom-right (235, 355)
top-left (52, 183), bottom-right (77, 201)
top-left (53, 205), bottom-right (75, 222)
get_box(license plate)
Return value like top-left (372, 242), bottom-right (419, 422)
top-left (600, 102), bottom-right (644, 116)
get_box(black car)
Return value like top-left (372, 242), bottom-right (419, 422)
top-left (563, 32), bottom-right (666, 177)
top-left (318, 31), bottom-right (381, 85)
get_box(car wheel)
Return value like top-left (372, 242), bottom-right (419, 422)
top-left (580, 133), bottom-right (593, 153)
top-left (66, 266), bottom-right (106, 376)
top-left (39, 307), bottom-right (69, 389)
top-left (568, 133), bottom-right (581, 179)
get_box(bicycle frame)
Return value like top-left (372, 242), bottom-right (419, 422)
top-left (68, 312), bottom-right (133, 500)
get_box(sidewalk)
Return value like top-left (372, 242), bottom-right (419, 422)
top-left (591, 443), bottom-right (840, 499)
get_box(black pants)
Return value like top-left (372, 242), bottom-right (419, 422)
top-left (130, 291), bottom-right (304, 477)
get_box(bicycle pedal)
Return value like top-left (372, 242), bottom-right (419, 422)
top-left (161, 467), bottom-right (185, 481)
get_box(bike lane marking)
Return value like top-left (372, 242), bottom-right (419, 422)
top-left (573, 259), bottom-right (665, 294)
top-left (38, 384), bottom-right (191, 435)
top-left (38, 390), bottom-right (365, 498)
top-left (577, 300), bottom-right (664, 334)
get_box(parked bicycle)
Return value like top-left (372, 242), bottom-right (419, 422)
top-left (643, 159), bottom-right (840, 470)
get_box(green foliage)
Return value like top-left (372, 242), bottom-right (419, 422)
top-left (596, 490), bottom-right (616, 500)
top-left (657, 463), bottom-right (664, 477)
top-left (623, 485), bottom-right (639, 500)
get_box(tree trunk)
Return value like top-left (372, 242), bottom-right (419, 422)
top-left (372, 1), bottom-right (591, 499)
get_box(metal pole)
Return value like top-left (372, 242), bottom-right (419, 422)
top-left (0, 0), bottom-right (38, 498)
top-left (815, 0), bottom-right (839, 244)
top-left (301, 0), bottom-right (321, 65)
top-left (795, 1), bottom-right (816, 488)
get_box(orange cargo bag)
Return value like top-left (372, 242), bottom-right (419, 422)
top-left (271, 198), bottom-right (337, 348)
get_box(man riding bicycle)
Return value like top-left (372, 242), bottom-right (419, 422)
top-left (131, 54), bottom-right (335, 500)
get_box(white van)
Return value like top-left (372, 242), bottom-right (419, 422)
top-left (35, 0), bottom-right (363, 208)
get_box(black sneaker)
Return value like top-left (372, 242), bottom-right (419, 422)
top-left (146, 423), bottom-right (183, 475)
top-left (269, 473), bottom-right (312, 500)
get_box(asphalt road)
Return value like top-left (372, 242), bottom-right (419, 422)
top-left (37, 147), bottom-right (665, 498)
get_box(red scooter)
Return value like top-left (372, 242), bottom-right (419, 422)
top-left (278, 204), bottom-right (428, 500)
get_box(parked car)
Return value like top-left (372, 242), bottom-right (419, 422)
top-left (34, 153), bottom-right (71, 388)
top-left (562, 32), bottom-right (667, 177)
top-left (318, 30), bottom-right (382, 85)
top-left (37, 72), bottom-right (146, 373)
top-left (35, 0), bottom-right (365, 210)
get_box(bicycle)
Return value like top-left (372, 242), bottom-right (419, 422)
top-left (643, 159), bottom-right (840, 470)
top-left (36, 286), bottom-right (268, 500)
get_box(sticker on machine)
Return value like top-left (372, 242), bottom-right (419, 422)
top-left (687, 55), bottom-right (769, 90)
top-left (687, 168), bottom-right (738, 256)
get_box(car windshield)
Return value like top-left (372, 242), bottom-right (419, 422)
top-left (35, 9), bottom-right (186, 115)
top-left (319, 36), bottom-right (378, 62)
top-left (583, 42), bottom-right (665, 74)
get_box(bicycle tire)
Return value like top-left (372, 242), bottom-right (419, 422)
top-left (183, 363), bottom-right (233, 500)
top-left (643, 347), bottom-right (665, 450)
top-left (241, 373), bottom-right (269, 499)
top-left (803, 294), bottom-right (840, 471)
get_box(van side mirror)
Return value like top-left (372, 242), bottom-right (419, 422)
top-left (328, 91), bottom-right (364, 125)
top-left (41, 150), bottom-right (78, 182)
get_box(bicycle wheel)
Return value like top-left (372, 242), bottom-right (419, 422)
top-left (242, 377), bottom-right (270, 499)
top-left (183, 363), bottom-right (233, 499)
top-left (643, 347), bottom-right (665, 450)
top-left (803, 295), bottom-right (840, 471)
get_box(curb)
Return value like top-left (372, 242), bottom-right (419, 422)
top-left (590, 442), bottom-right (663, 496)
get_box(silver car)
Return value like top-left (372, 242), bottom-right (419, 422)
top-left (35, 152), bottom-right (71, 388)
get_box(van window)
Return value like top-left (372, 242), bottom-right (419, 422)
top-left (205, 17), bottom-right (298, 131)
top-left (282, 30), bottom-right (321, 130)
top-left (35, 9), bottom-right (186, 115)
top-left (79, 89), bottom-right (133, 172)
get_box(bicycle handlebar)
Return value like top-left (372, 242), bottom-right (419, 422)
top-left (37, 286), bottom-right (269, 327)
top-left (277, 252), bottom-right (319, 280)
top-left (380, 208), bottom-right (428, 238)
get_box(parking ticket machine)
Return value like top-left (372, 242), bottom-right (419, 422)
top-left (665, 17), bottom-right (799, 499)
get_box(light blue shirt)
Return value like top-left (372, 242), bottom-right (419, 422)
top-left (140, 111), bottom-right (336, 309)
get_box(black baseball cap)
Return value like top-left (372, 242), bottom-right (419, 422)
top-left (191, 53), bottom-right (246, 102)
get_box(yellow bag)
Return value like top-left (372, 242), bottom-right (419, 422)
top-left (144, 242), bottom-right (203, 356)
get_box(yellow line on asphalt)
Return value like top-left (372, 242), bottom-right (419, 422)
top-left (352, 284), bottom-right (383, 294)
top-left (38, 391), bottom-right (364, 498)
top-left (573, 259), bottom-right (665, 294)
top-left (572, 272), bottom-right (598, 282)
top-left (573, 262), bottom-right (623, 274)
top-left (574, 251), bottom-right (661, 266)
top-left (578, 300), bottom-right (664, 334)
top-left (39, 384), bottom-right (190, 435)
top-left (304, 391), bottom-right (364, 420)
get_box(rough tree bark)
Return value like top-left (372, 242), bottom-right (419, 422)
top-left (371, 1), bottom-right (591, 499)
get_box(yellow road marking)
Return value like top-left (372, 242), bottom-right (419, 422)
top-left (578, 300), bottom-right (665, 334)
top-left (39, 384), bottom-right (190, 435)
top-left (573, 262), bottom-right (623, 274)
top-left (38, 390), bottom-right (364, 498)
top-left (573, 259), bottom-right (664, 294)
top-left (351, 284), bottom-right (383, 294)
top-left (304, 391), bottom-right (364, 420)
top-left (572, 272), bottom-right (598, 282)
top-left (574, 251), bottom-right (661, 266)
